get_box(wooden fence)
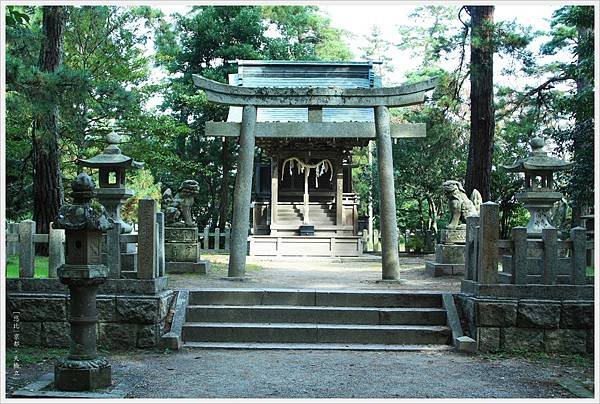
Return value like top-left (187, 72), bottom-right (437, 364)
top-left (6, 198), bottom-right (165, 280)
top-left (5, 220), bottom-right (65, 278)
top-left (200, 225), bottom-right (230, 252)
top-left (464, 202), bottom-right (592, 285)
top-left (361, 228), bottom-right (435, 254)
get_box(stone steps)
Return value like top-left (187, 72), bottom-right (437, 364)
top-left (186, 305), bottom-right (447, 325)
top-left (181, 289), bottom-right (451, 349)
top-left (182, 342), bottom-right (454, 351)
top-left (187, 289), bottom-right (444, 308)
top-left (276, 204), bottom-right (336, 225)
top-left (182, 322), bottom-right (451, 345)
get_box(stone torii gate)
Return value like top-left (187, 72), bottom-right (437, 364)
top-left (193, 74), bottom-right (437, 280)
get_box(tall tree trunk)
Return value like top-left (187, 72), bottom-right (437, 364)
top-left (571, 24), bottom-right (592, 227)
top-left (425, 193), bottom-right (438, 232)
top-left (465, 6), bottom-right (495, 202)
top-left (218, 138), bottom-right (230, 230)
top-left (33, 6), bottom-right (66, 255)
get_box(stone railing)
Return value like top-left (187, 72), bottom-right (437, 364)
top-left (200, 225), bottom-right (231, 252)
top-left (105, 198), bottom-right (165, 279)
top-left (464, 202), bottom-right (592, 287)
top-left (5, 220), bottom-right (65, 277)
top-left (6, 198), bottom-right (165, 280)
top-left (458, 202), bottom-right (594, 354)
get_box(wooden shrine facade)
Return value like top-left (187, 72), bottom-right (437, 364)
top-left (193, 60), bottom-right (437, 279)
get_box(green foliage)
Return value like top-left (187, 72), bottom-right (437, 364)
top-left (6, 255), bottom-right (49, 278)
top-left (405, 234), bottom-right (426, 253)
top-left (5, 6), bottom-right (31, 28)
top-left (151, 5), bottom-right (354, 228)
top-left (5, 5), bottom-right (160, 220)
top-left (121, 168), bottom-right (163, 223)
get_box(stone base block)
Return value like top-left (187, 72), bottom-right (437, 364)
top-left (425, 261), bottom-right (464, 277)
top-left (440, 228), bottom-right (466, 244)
top-left (435, 244), bottom-right (465, 264)
top-left (165, 243), bottom-right (199, 262)
top-left (121, 252), bottom-right (137, 272)
top-left (166, 261), bottom-right (210, 274)
top-left (456, 336), bottom-right (477, 353)
top-left (165, 227), bottom-right (197, 243)
top-left (54, 362), bottom-right (111, 391)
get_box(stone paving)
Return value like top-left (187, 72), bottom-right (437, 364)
top-left (167, 253), bottom-right (462, 291)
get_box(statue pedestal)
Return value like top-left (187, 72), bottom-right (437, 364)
top-left (165, 227), bottom-right (210, 274)
top-left (440, 228), bottom-right (466, 244)
top-left (425, 229), bottom-right (466, 277)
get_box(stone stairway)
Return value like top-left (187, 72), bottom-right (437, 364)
top-left (276, 203), bottom-right (336, 226)
top-left (181, 289), bottom-right (453, 350)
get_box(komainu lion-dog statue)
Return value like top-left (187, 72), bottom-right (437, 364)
top-left (442, 180), bottom-right (482, 229)
top-left (162, 180), bottom-right (200, 227)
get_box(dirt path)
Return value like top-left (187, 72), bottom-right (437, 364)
top-left (5, 348), bottom-right (593, 399)
top-left (168, 253), bottom-right (462, 291)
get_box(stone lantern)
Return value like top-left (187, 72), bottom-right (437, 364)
top-left (77, 132), bottom-right (143, 234)
top-left (504, 136), bottom-right (573, 238)
top-left (54, 173), bottom-right (113, 391)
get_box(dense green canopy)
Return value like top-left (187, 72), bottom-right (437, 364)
top-left (5, 5), bottom-right (594, 244)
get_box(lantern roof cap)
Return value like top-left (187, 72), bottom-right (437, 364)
top-left (77, 132), bottom-right (144, 169)
top-left (503, 136), bottom-right (573, 172)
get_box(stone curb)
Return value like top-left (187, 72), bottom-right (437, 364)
top-left (160, 289), bottom-right (189, 350)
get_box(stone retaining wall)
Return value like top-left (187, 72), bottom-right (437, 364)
top-left (456, 294), bottom-right (594, 354)
top-left (6, 278), bottom-right (175, 350)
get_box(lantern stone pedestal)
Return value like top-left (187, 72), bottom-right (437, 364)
top-left (425, 229), bottom-right (466, 277)
top-left (54, 268), bottom-right (111, 391)
top-left (164, 227), bottom-right (210, 274)
top-left (52, 173), bottom-right (113, 392)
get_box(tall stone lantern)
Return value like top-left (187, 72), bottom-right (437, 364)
top-left (77, 132), bottom-right (143, 234)
top-left (54, 173), bottom-right (113, 391)
top-left (504, 136), bottom-right (573, 238)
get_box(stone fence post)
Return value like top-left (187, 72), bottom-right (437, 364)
top-left (542, 227), bottom-right (558, 284)
top-left (362, 229), bottom-right (369, 253)
top-left (203, 226), bottom-right (209, 250)
top-left (48, 222), bottom-right (65, 278)
top-left (214, 227), bottom-right (221, 250)
top-left (224, 226), bottom-right (230, 251)
top-left (7, 222), bottom-right (19, 255)
top-left (138, 198), bottom-right (157, 279)
top-left (18, 220), bottom-right (35, 278)
top-left (477, 202), bottom-right (499, 284)
top-left (373, 229), bottom-right (381, 252)
top-left (156, 211), bottom-right (165, 277)
top-left (465, 215), bottom-right (480, 281)
top-left (570, 226), bottom-right (587, 285)
top-left (511, 227), bottom-right (528, 284)
top-left (106, 222), bottom-right (122, 278)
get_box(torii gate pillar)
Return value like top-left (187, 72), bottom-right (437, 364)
top-left (375, 106), bottom-right (400, 279)
top-left (228, 105), bottom-right (257, 278)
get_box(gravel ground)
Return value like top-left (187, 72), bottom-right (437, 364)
top-left (6, 348), bottom-right (593, 399)
top-left (168, 253), bottom-right (461, 291)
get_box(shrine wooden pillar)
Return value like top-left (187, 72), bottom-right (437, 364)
top-left (336, 164), bottom-right (344, 226)
top-left (374, 105), bottom-right (400, 280)
top-left (228, 105), bottom-right (257, 278)
top-left (270, 157), bottom-right (278, 234)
